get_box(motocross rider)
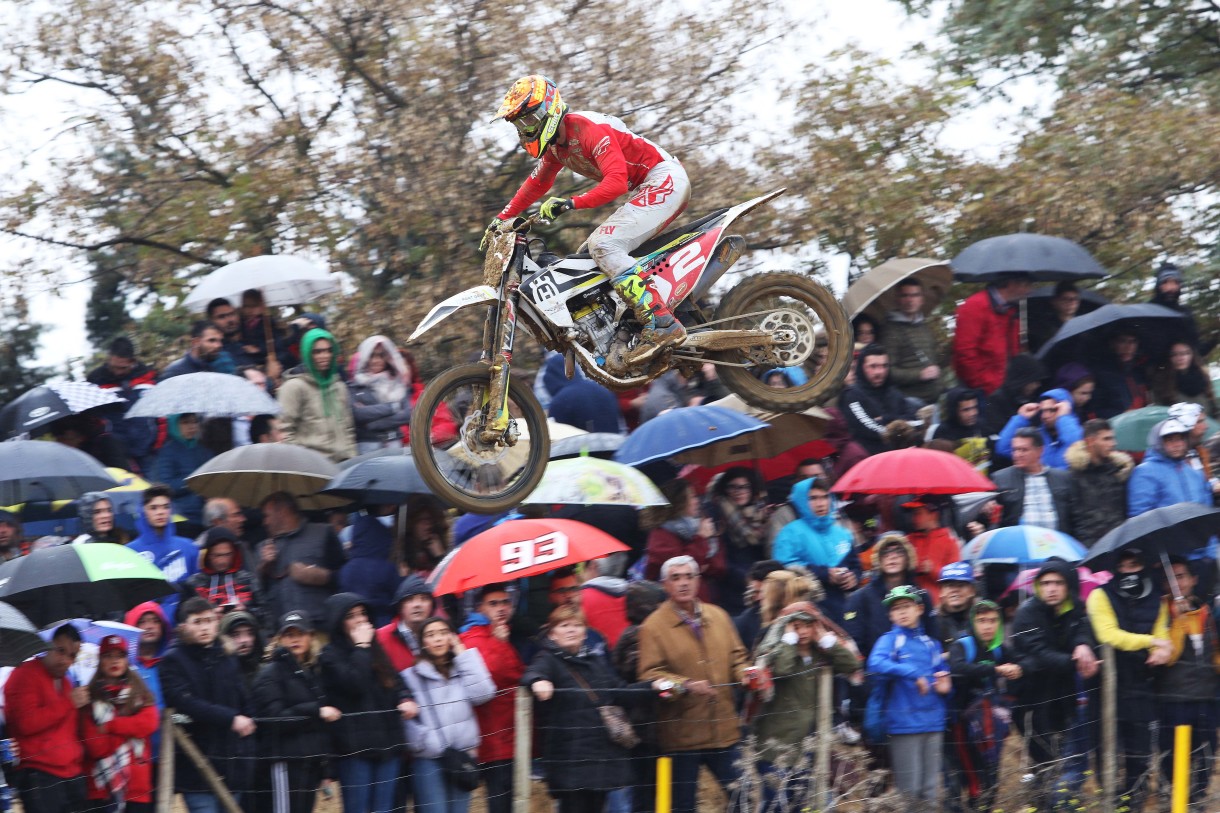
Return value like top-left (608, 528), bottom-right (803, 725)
top-left (483, 74), bottom-right (691, 365)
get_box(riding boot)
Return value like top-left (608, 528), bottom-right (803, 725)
top-left (611, 268), bottom-right (686, 365)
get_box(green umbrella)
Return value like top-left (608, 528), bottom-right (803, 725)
top-left (1110, 405), bottom-right (1220, 453)
top-left (0, 543), bottom-right (173, 627)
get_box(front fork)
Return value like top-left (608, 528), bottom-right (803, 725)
top-left (479, 234), bottom-right (526, 440)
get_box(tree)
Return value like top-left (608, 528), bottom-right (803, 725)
top-left (0, 289), bottom-right (52, 405)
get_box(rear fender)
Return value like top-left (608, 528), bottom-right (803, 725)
top-left (408, 286), bottom-right (498, 342)
top-left (647, 188), bottom-right (785, 307)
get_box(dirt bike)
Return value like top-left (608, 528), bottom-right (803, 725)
top-left (407, 188), bottom-right (852, 513)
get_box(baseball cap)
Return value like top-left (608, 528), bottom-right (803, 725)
top-left (1160, 418), bottom-right (1192, 437)
top-left (938, 561), bottom-right (975, 584)
top-left (1168, 403), bottom-right (1203, 427)
top-left (883, 585), bottom-right (923, 607)
top-left (277, 611), bottom-right (313, 636)
top-left (901, 498), bottom-right (934, 510)
top-left (99, 634), bottom-right (128, 657)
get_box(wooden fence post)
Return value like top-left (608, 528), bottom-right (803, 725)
top-left (512, 686), bottom-right (533, 813)
top-left (812, 667), bottom-right (833, 810)
top-left (171, 723), bottom-right (244, 813)
top-left (155, 708), bottom-right (175, 813)
top-left (1100, 644), bottom-right (1117, 813)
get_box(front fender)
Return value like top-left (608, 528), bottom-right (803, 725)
top-left (408, 286), bottom-right (498, 342)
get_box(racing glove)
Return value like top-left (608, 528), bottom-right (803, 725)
top-left (539, 197), bottom-right (574, 221)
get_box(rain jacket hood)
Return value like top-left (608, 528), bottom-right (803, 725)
top-left (969, 601), bottom-right (1005, 653)
top-left (77, 492), bottom-right (116, 538)
top-left (771, 477), bottom-right (852, 567)
top-left (296, 327), bottom-right (341, 417)
top-left (124, 600), bottom-right (172, 664)
top-left (352, 335), bottom-right (409, 403)
top-left (198, 529), bottom-right (245, 574)
top-left (853, 346), bottom-right (893, 391)
top-left (940, 386), bottom-right (983, 437)
top-left (392, 574), bottom-right (435, 610)
top-left (1033, 558), bottom-right (1079, 615)
top-left (166, 414), bottom-right (198, 447)
top-left (324, 592), bottom-right (369, 646)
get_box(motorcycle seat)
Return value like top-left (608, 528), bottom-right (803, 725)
top-left (563, 207), bottom-right (731, 263)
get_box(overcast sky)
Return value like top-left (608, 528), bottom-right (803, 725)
top-left (2, 0), bottom-right (1040, 371)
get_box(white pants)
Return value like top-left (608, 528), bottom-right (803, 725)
top-left (585, 160), bottom-right (691, 277)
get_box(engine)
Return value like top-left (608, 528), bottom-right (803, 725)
top-left (570, 295), bottom-right (619, 357)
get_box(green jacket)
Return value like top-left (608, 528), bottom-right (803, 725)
top-left (753, 639), bottom-right (858, 763)
top-left (881, 314), bottom-right (943, 405)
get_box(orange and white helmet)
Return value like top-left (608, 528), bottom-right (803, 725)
top-left (493, 75), bottom-right (567, 159)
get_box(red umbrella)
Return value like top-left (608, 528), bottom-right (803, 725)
top-left (428, 518), bottom-right (629, 596)
top-left (830, 447), bottom-right (995, 496)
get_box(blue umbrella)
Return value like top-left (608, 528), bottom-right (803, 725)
top-left (960, 525), bottom-right (1087, 565)
top-left (613, 405), bottom-right (769, 467)
top-left (39, 618), bottom-right (143, 663)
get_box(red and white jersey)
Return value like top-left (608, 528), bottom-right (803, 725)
top-left (499, 111), bottom-right (678, 219)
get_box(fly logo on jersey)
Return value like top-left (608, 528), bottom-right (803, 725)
top-left (599, 225), bottom-right (616, 235)
top-left (629, 174), bottom-right (675, 208)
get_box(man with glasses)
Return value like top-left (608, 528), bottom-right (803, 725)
top-left (485, 75), bottom-right (692, 365)
top-left (4, 623), bottom-right (89, 812)
top-left (881, 277), bottom-right (944, 405)
top-left (996, 387), bottom-right (1083, 470)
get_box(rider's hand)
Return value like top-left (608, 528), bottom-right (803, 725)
top-left (539, 197), bottom-right (573, 221)
top-left (480, 217), bottom-right (509, 252)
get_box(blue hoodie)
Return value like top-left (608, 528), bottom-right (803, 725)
top-left (996, 387), bottom-right (1083, 470)
top-left (150, 415), bottom-right (214, 526)
top-left (127, 513), bottom-right (199, 621)
top-left (866, 620), bottom-right (948, 735)
top-left (338, 513), bottom-right (402, 626)
top-left (772, 477), bottom-right (860, 622)
top-left (1128, 421), bottom-right (1212, 517)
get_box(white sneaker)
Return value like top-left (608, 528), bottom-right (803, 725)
top-left (834, 722), bottom-right (861, 744)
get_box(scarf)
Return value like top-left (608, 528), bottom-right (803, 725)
top-left (660, 516), bottom-right (702, 541)
top-left (715, 497), bottom-right (766, 549)
top-left (353, 336), bottom-right (409, 404)
top-left (300, 328), bottom-right (340, 417)
top-left (91, 684), bottom-right (145, 809)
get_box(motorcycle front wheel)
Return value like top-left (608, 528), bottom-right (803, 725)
top-left (410, 362), bottom-right (550, 515)
top-left (712, 271), bottom-right (853, 412)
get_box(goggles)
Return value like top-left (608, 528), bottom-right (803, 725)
top-left (511, 107), bottom-right (545, 136)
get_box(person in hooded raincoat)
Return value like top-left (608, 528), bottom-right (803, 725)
top-left (278, 328), bottom-right (357, 462)
top-left (771, 477), bottom-right (861, 624)
top-left (151, 413), bottom-right (214, 529)
top-left (348, 335), bottom-right (412, 453)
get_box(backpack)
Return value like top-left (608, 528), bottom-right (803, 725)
top-left (862, 633), bottom-right (905, 744)
top-left (957, 635), bottom-right (1012, 764)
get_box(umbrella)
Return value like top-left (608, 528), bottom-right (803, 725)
top-left (843, 258), bottom-right (953, 320)
top-left (0, 601), bottom-right (48, 666)
top-left (522, 458), bottom-right (668, 507)
top-left (182, 255), bottom-right (339, 312)
top-left (0, 440), bottom-right (119, 504)
top-left (549, 433), bottom-right (626, 460)
top-left (39, 618), bottom-right (143, 663)
top-left (951, 233), bottom-right (1107, 282)
top-left (321, 452), bottom-right (448, 504)
top-left (613, 405), bottom-right (769, 467)
top-left (186, 443), bottom-right (345, 510)
top-left (126, 372), bottom-right (280, 418)
top-left (1035, 303), bottom-right (1183, 370)
top-left (960, 526), bottom-right (1087, 565)
top-left (0, 543), bottom-right (173, 627)
top-left (674, 394), bottom-right (831, 468)
top-left (830, 448), bottom-right (996, 496)
top-left (1003, 567), bottom-right (1111, 602)
top-left (428, 518), bottom-right (629, 596)
top-left (1081, 504), bottom-right (1220, 572)
top-left (1110, 406), bottom-right (1220, 453)
top-left (0, 381), bottom-right (125, 439)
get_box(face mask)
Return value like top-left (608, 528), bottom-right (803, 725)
top-left (376, 515), bottom-right (395, 528)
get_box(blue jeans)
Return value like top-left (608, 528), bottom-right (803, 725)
top-left (182, 792), bottom-right (241, 813)
top-left (668, 747), bottom-right (741, 813)
top-left (338, 757), bottom-right (399, 813)
top-left (412, 757), bottom-right (471, 813)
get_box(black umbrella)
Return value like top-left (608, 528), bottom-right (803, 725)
top-left (0, 440), bottom-right (119, 504)
top-left (952, 233), bottom-right (1107, 282)
top-left (1081, 504), bottom-right (1220, 573)
top-left (0, 381), bottom-right (125, 439)
top-left (321, 453), bottom-right (440, 504)
top-left (0, 600), bottom-right (49, 666)
top-left (1035, 303), bottom-right (1184, 371)
top-left (0, 543), bottom-right (174, 627)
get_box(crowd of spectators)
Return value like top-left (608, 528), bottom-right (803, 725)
top-left (2, 263), bottom-right (1220, 813)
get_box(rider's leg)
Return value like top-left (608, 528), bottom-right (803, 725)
top-left (586, 161), bottom-right (691, 362)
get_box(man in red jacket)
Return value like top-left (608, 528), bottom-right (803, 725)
top-left (459, 583), bottom-right (525, 813)
top-left (952, 274), bottom-right (1033, 395)
top-left (4, 623), bottom-right (89, 812)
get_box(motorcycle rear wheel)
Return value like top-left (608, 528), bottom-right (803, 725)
top-left (410, 362), bottom-right (550, 515)
top-left (713, 271), bottom-right (852, 411)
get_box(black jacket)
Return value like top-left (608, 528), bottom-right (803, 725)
top-left (1065, 441), bottom-right (1133, 547)
top-left (1009, 560), bottom-right (1095, 709)
top-left (160, 640), bottom-right (256, 793)
top-left (980, 354), bottom-right (1045, 438)
top-left (317, 592), bottom-right (411, 759)
top-left (991, 465), bottom-right (1075, 531)
top-left (838, 354), bottom-right (916, 455)
top-left (253, 646), bottom-right (333, 762)
top-left (522, 640), bottom-right (645, 791)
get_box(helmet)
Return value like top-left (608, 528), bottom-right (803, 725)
top-left (493, 75), bottom-right (568, 159)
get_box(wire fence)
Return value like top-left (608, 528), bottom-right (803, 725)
top-left (3, 644), bottom-right (1218, 812)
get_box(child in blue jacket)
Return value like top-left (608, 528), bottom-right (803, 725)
top-left (866, 584), bottom-right (951, 805)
